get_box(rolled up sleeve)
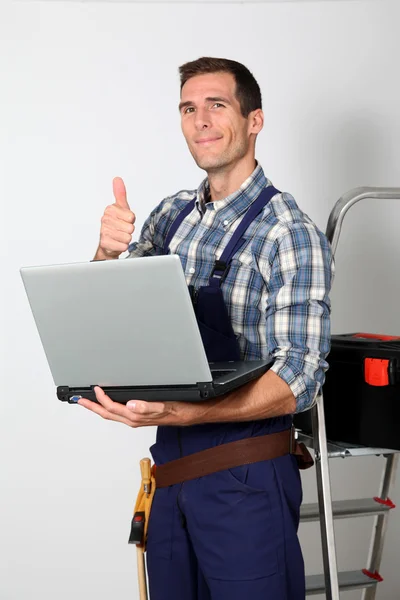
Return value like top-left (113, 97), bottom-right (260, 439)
top-left (127, 209), bottom-right (159, 258)
top-left (265, 222), bottom-right (334, 412)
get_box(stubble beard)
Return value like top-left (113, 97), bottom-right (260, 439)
top-left (190, 139), bottom-right (249, 175)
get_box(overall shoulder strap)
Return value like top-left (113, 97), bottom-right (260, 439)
top-left (211, 185), bottom-right (280, 283)
top-left (162, 199), bottom-right (196, 255)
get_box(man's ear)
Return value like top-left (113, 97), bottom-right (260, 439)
top-left (248, 109), bottom-right (264, 135)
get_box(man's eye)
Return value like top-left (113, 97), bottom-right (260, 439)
top-left (184, 107), bottom-right (195, 114)
top-left (212, 103), bottom-right (225, 108)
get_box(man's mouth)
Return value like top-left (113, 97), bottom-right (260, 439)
top-left (195, 137), bottom-right (222, 145)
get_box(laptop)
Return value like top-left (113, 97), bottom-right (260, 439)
top-left (20, 255), bottom-right (272, 404)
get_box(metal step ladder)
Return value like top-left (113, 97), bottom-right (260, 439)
top-left (297, 187), bottom-right (400, 599)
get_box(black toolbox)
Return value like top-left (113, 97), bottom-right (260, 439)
top-left (294, 333), bottom-right (400, 450)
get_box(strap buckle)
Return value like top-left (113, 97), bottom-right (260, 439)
top-left (211, 259), bottom-right (228, 280)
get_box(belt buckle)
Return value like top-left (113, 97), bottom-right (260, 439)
top-left (289, 427), bottom-right (298, 454)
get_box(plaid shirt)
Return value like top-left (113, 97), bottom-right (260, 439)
top-left (127, 164), bottom-right (334, 412)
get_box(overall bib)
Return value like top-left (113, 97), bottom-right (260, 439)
top-left (146, 186), bottom-right (305, 600)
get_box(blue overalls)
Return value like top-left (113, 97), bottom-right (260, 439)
top-left (146, 186), bottom-right (305, 599)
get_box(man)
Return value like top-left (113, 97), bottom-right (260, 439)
top-left (79, 57), bottom-right (334, 599)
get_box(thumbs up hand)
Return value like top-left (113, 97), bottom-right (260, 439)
top-left (96, 177), bottom-right (136, 260)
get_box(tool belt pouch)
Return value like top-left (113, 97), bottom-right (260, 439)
top-left (128, 463), bottom-right (156, 551)
top-left (293, 440), bottom-right (314, 470)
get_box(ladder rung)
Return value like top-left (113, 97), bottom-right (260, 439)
top-left (306, 570), bottom-right (379, 595)
top-left (297, 431), bottom-right (399, 458)
top-left (300, 498), bottom-right (394, 522)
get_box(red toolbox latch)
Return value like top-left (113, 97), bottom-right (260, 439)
top-left (364, 358), bottom-right (390, 386)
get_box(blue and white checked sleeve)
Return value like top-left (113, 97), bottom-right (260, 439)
top-left (264, 222), bottom-right (334, 413)
top-left (127, 196), bottom-right (190, 258)
top-left (127, 204), bottom-right (162, 258)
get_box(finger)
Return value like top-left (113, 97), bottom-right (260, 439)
top-left (93, 387), bottom-right (153, 424)
top-left (113, 177), bottom-right (130, 210)
top-left (78, 397), bottom-right (135, 427)
top-left (93, 386), bottom-right (130, 416)
top-left (100, 228), bottom-right (132, 248)
top-left (95, 388), bottom-right (166, 422)
top-left (113, 212), bottom-right (136, 231)
top-left (102, 209), bottom-right (135, 231)
top-left (101, 240), bottom-right (130, 255)
top-left (113, 205), bottom-right (136, 225)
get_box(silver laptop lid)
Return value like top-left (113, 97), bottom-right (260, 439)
top-left (20, 255), bottom-right (213, 386)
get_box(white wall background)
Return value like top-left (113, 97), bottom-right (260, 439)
top-left (1, 0), bottom-right (400, 598)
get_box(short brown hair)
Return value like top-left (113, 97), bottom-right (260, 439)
top-left (179, 57), bottom-right (262, 118)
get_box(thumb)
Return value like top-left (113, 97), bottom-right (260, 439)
top-left (112, 176), bottom-right (130, 209)
top-left (126, 400), bottom-right (165, 414)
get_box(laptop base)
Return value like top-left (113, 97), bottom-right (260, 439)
top-left (57, 360), bottom-right (272, 404)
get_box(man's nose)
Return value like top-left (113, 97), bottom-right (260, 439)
top-left (194, 108), bottom-right (211, 131)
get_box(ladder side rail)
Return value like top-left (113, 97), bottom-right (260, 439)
top-left (311, 396), bottom-right (340, 600)
top-left (362, 453), bottom-right (399, 600)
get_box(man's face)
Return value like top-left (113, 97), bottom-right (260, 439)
top-left (179, 72), bottom-right (255, 173)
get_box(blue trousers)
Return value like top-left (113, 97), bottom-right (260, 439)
top-left (146, 421), bottom-right (305, 600)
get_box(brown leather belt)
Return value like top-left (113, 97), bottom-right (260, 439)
top-left (154, 428), bottom-right (313, 488)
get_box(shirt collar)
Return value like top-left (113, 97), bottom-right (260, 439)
top-left (195, 163), bottom-right (270, 228)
